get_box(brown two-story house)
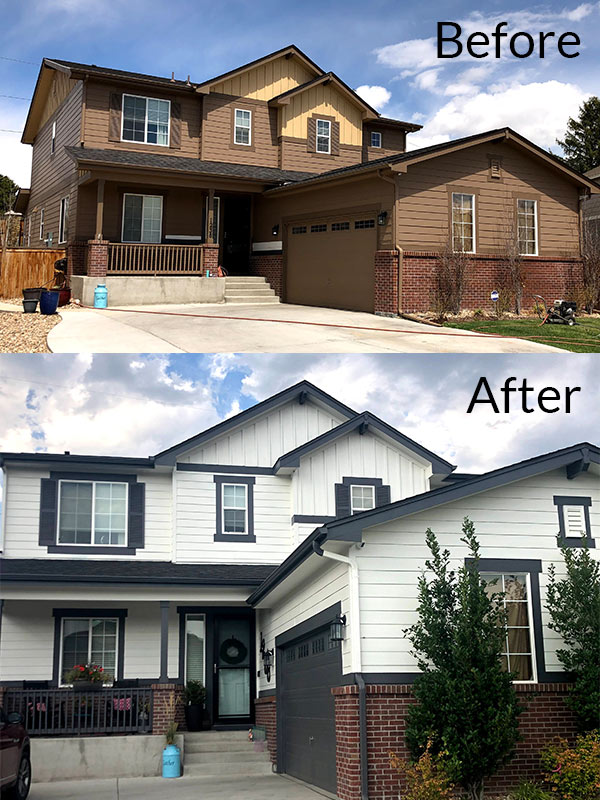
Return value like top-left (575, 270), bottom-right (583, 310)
top-left (17, 45), bottom-right (599, 313)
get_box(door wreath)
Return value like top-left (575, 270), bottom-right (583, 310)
top-left (220, 636), bottom-right (248, 665)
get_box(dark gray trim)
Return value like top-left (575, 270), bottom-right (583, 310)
top-left (341, 477), bottom-right (383, 486)
top-left (50, 471), bottom-right (139, 483)
top-left (553, 495), bottom-right (594, 548)
top-left (214, 475), bottom-right (256, 543)
top-left (566, 447), bottom-right (591, 479)
top-left (340, 672), bottom-right (420, 685)
top-left (48, 545), bottom-right (137, 555)
top-left (0, 454), bottom-right (154, 469)
top-left (258, 688), bottom-right (276, 698)
top-left (275, 602), bottom-right (340, 648)
top-left (474, 558), bottom-right (542, 573)
top-left (291, 515), bottom-right (336, 524)
top-left (159, 601), bottom-right (169, 682)
top-left (335, 477), bottom-right (390, 518)
top-left (178, 463), bottom-right (274, 475)
top-left (51, 608), bottom-right (129, 618)
top-left (154, 380), bottom-right (356, 465)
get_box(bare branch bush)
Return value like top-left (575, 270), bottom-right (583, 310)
top-left (431, 240), bottom-right (468, 320)
top-left (495, 208), bottom-right (526, 315)
top-left (579, 216), bottom-right (600, 313)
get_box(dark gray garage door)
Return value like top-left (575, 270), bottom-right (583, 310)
top-left (279, 629), bottom-right (342, 793)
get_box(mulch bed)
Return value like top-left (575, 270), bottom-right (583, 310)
top-left (0, 309), bottom-right (61, 353)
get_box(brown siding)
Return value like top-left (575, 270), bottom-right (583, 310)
top-left (280, 138), bottom-right (361, 174)
top-left (395, 141), bottom-right (581, 257)
top-left (83, 80), bottom-right (201, 158)
top-left (363, 126), bottom-right (406, 162)
top-left (201, 93), bottom-right (278, 167)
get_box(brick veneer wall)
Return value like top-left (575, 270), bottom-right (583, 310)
top-left (67, 241), bottom-right (88, 277)
top-left (86, 239), bottom-right (109, 278)
top-left (151, 683), bottom-right (186, 735)
top-left (202, 244), bottom-right (220, 274)
top-left (401, 251), bottom-right (584, 313)
top-left (249, 253), bottom-right (283, 297)
top-left (374, 250), bottom-right (400, 315)
top-left (255, 694), bottom-right (277, 766)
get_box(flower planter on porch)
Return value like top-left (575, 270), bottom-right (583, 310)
top-left (71, 681), bottom-right (102, 692)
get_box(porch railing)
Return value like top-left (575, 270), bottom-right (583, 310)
top-left (3, 687), bottom-right (153, 736)
top-left (107, 243), bottom-right (205, 275)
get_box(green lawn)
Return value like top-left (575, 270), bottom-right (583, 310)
top-left (444, 316), bottom-right (600, 353)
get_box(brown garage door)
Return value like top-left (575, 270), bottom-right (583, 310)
top-left (285, 215), bottom-right (377, 312)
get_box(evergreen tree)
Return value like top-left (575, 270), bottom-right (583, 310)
top-left (0, 174), bottom-right (19, 214)
top-left (556, 97), bottom-right (600, 173)
top-left (405, 519), bottom-right (522, 800)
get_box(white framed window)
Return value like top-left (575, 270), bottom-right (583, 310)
top-left (517, 198), bottom-right (538, 255)
top-left (205, 195), bottom-right (220, 243)
top-left (452, 192), bottom-right (475, 253)
top-left (60, 617), bottom-right (118, 684)
top-left (222, 483), bottom-right (248, 534)
top-left (122, 193), bottom-right (163, 243)
top-left (39, 208), bottom-right (45, 241)
top-left (350, 485), bottom-right (376, 514)
top-left (483, 573), bottom-right (536, 682)
top-left (185, 614), bottom-right (206, 684)
top-left (234, 109), bottom-right (251, 146)
top-left (370, 131), bottom-right (382, 148)
top-left (316, 119), bottom-right (331, 154)
top-left (122, 94), bottom-right (170, 146)
top-left (58, 196), bottom-right (69, 244)
top-left (51, 120), bottom-right (56, 155)
top-left (57, 480), bottom-right (128, 546)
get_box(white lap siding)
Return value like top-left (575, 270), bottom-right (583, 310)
top-left (356, 468), bottom-right (599, 676)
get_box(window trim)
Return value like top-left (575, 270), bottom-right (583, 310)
top-left (121, 193), bottom-right (163, 244)
top-left (58, 196), bottom-right (69, 244)
top-left (221, 482), bottom-right (248, 535)
top-left (350, 483), bottom-right (375, 515)
top-left (517, 197), bottom-right (539, 256)
top-left (370, 131), bottom-right (382, 148)
top-left (39, 208), bottom-right (44, 241)
top-left (553, 495), bottom-right (594, 548)
top-left (51, 120), bottom-right (56, 155)
top-left (213, 475), bottom-right (256, 543)
top-left (234, 108), bottom-right (252, 147)
top-left (451, 191), bottom-right (476, 253)
top-left (121, 93), bottom-right (171, 147)
top-left (57, 479), bottom-right (129, 548)
top-left (316, 118), bottom-right (331, 154)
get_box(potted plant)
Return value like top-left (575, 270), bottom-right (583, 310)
top-left (162, 692), bottom-right (181, 778)
top-left (64, 663), bottom-right (111, 691)
top-left (183, 680), bottom-right (206, 732)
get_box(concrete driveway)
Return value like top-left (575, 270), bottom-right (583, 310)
top-left (30, 774), bottom-right (329, 800)
top-left (48, 302), bottom-right (558, 353)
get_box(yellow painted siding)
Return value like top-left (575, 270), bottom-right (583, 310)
top-left (281, 84), bottom-right (363, 146)
top-left (211, 56), bottom-right (314, 100)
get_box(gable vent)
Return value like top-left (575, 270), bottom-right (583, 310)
top-left (490, 158), bottom-right (502, 178)
top-left (564, 505), bottom-right (586, 537)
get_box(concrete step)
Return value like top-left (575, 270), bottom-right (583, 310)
top-left (185, 749), bottom-right (269, 764)
top-left (225, 295), bottom-right (280, 304)
top-left (224, 277), bottom-right (268, 284)
top-left (185, 741), bottom-right (260, 754)
top-left (183, 761), bottom-right (273, 778)
top-left (224, 287), bottom-right (276, 297)
top-left (183, 731), bottom-right (250, 744)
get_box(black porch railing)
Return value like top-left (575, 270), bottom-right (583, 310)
top-left (3, 687), bottom-right (153, 736)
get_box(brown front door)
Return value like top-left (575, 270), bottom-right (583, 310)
top-left (285, 214), bottom-right (377, 312)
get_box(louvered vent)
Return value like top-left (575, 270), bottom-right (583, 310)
top-left (564, 505), bottom-right (586, 537)
top-left (490, 158), bottom-right (501, 178)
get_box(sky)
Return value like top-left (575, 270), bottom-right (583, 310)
top-left (0, 352), bottom-right (597, 514)
top-left (1, 0), bottom-right (600, 186)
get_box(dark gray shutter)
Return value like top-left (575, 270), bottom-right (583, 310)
top-left (307, 117), bottom-right (316, 152)
top-left (39, 478), bottom-right (58, 546)
top-left (170, 101), bottom-right (181, 149)
top-left (335, 483), bottom-right (351, 518)
top-left (331, 121), bottom-right (340, 156)
top-left (376, 484), bottom-right (391, 507)
top-left (109, 93), bottom-right (122, 142)
top-left (128, 482), bottom-right (145, 549)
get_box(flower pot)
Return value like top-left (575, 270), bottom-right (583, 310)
top-left (22, 299), bottom-right (38, 314)
top-left (184, 704), bottom-right (203, 732)
top-left (39, 290), bottom-right (60, 315)
top-left (72, 680), bottom-right (101, 692)
top-left (57, 288), bottom-right (71, 307)
top-left (22, 287), bottom-right (42, 302)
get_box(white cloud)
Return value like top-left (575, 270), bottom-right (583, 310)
top-left (414, 70), bottom-right (440, 91)
top-left (563, 2), bottom-right (596, 21)
top-left (355, 84), bottom-right (391, 110)
top-left (376, 38), bottom-right (439, 74)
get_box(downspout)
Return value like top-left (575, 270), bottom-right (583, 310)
top-left (378, 169), bottom-right (403, 315)
top-left (313, 540), bottom-right (369, 800)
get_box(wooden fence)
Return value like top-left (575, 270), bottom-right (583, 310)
top-left (0, 248), bottom-right (66, 299)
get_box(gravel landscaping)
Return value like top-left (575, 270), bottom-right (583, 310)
top-left (0, 309), bottom-right (61, 352)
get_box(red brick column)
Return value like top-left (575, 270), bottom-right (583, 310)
top-left (67, 241), bottom-right (88, 277)
top-left (151, 683), bottom-right (185, 735)
top-left (249, 253), bottom-right (283, 297)
top-left (255, 695), bottom-right (277, 766)
top-left (86, 239), bottom-right (109, 278)
top-left (374, 250), bottom-right (400, 316)
top-left (333, 686), bottom-right (361, 800)
top-left (201, 244), bottom-right (220, 275)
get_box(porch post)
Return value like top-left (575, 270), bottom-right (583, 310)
top-left (95, 179), bottom-right (105, 239)
top-left (207, 188), bottom-right (215, 244)
top-left (159, 600), bottom-right (169, 682)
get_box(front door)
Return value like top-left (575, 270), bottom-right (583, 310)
top-left (222, 196), bottom-right (251, 274)
top-left (214, 615), bottom-right (253, 724)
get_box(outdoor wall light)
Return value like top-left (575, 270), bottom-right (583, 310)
top-left (329, 614), bottom-right (347, 643)
top-left (260, 633), bottom-right (274, 682)
top-left (272, 224), bottom-right (280, 236)
top-left (377, 211), bottom-right (388, 226)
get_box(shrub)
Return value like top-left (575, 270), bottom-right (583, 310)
top-left (183, 680), bottom-right (206, 705)
top-left (510, 781), bottom-right (552, 800)
top-left (390, 740), bottom-right (455, 800)
top-left (540, 732), bottom-right (600, 800)
top-left (431, 241), bottom-right (468, 319)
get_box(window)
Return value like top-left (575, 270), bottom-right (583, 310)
top-left (554, 495), bottom-right (594, 547)
top-left (517, 199), bottom-right (538, 255)
top-left (185, 614), bottom-right (206, 683)
top-left (234, 109), bottom-right (252, 146)
top-left (122, 194), bottom-right (163, 243)
top-left (51, 121), bottom-right (56, 155)
top-left (483, 573), bottom-right (535, 681)
top-left (316, 119), bottom-right (331, 153)
top-left (292, 225), bottom-right (307, 234)
top-left (122, 94), bottom-right (170, 146)
top-left (58, 480), bottom-right (128, 546)
top-left (332, 222), bottom-right (350, 231)
top-left (58, 196), bottom-right (69, 243)
top-left (39, 208), bottom-right (45, 241)
top-left (370, 131), bottom-right (382, 148)
top-left (60, 617), bottom-right (118, 683)
top-left (223, 484), bottom-right (248, 533)
top-left (311, 223), bottom-right (327, 233)
top-left (350, 484), bottom-right (375, 514)
top-left (354, 219), bottom-right (375, 229)
top-left (452, 192), bottom-right (475, 252)
top-left (214, 475), bottom-right (255, 542)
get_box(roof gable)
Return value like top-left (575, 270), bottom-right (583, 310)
top-left (269, 72), bottom-right (379, 118)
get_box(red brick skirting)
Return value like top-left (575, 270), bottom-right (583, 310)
top-left (151, 683), bottom-right (186, 735)
top-left (374, 250), bottom-right (400, 315)
top-left (67, 241), bottom-right (88, 277)
top-left (86, 239), bottom-right (109, 278)
top-left (401, 251), bottom-right (584, 313)
top-left (255, 695), bottom-right (277, 766)
top-left (249, 253), bottom-right (283, 297)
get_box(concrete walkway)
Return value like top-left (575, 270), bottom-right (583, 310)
top-left (30, 773), bottom-right (328, 800)
top-left (47, 302), bottom-right (559, 353)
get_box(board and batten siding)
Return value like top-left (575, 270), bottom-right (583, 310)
top-left (291, 431), bottom-right (431, 518)
top-left (356, 468), bottom-right (599, 675)
top-left (280, 83), bottom-right (363, 146)
top-left (175, 471), bottom-right (292, 564)
top-left (0, 467), bottom-right (172, 560)
top-left (178, 401), bottom-right (347, 467)
top-left (210, 56), bottom-right (315, 100)
top-left (256, 559), bottom-right (350, 695)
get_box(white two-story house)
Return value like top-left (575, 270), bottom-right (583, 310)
top-left (0, 380), bottom-right (597, 800)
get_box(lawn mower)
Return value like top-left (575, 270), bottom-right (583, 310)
top-left (532, 295), bottom-right (577, 326)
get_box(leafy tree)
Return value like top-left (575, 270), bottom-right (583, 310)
top-left (546, 542), bottom-right (600, 731)
top-left (556, 97), bottom-right (600, 173)
top-left (405, 519), bottom-right (522, 800)
top-left (0, 174), bottom-right (19, 214)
